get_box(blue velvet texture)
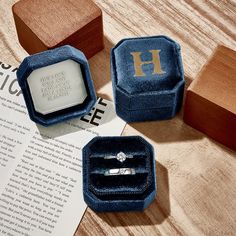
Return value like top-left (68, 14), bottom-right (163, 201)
top-left (111, 35), bottom-right (185, 122)
top-left (83, 136), bottom-right (156, 212)
top-left (17, 45), bottom-right (97, 126)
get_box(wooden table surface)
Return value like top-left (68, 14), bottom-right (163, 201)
top-left (1, 1), bottom-right (236, 235)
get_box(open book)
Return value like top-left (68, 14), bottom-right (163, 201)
top-left (0, 62), bottom-right (126, 236)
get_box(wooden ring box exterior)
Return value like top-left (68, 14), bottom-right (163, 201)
top-left (184, 46), bottom-right (236, 151)
top-left (12, 0), bottom-right (104, 58)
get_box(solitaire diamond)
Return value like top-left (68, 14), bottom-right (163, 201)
top-left (104, 152), bottom-right (133, 162)
top-left (117, 152), bottom-right (127, 162)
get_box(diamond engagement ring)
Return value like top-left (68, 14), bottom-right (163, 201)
top-left (104, 168), bottom-right (136, 176)
top-left (104, 152), bottom-right (133, 163)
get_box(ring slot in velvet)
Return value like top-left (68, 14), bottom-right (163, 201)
top-left (83, 136), bottom-right (157, 212)
top-left (111, 35), bottom-right (185, 122)
top-left (17, 45), bottom-right (97, 126)
top-left (89, 153), bottom-right (151, 195)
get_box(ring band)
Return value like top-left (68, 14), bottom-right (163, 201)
top-left (104, 168), bottom-right (136, 176)
top-left (104, 152), bottom-right (133, 163)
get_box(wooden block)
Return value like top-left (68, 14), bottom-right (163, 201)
top-left (184, 46), bottom-right (236, 150)
top-left (12, 0), bottom-right (104, 58)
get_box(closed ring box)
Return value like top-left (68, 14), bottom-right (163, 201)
top-left (83, 136), bottom-right (156, 212)
top-left (17, 45), bottom-right (97, 126)
top-left (111, 35), bottom-right (185, 122)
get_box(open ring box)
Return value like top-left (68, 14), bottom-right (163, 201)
top-left (17, 45), bottom-right (97, 126)
top-left (83, 136), bottom-right (157, 212)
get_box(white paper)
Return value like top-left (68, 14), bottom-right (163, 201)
top-left (0, 62), bottom-right (126, 236)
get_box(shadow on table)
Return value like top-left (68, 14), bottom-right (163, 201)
top-left (129, 76), bottom-right (204, 143)
top-left (97, 161), bottom-right (170, 226)
top-left (36, 98), bottom-right (117, 139)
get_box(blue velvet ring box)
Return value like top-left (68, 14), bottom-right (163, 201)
top-left (111, 35), bottom-right (185, 122)
top-left (83, 136), bottom-right (156, 212)
top-left (17, 45), bottom-right (97, 126)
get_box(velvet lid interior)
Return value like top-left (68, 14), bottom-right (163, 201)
top-left (83, 136), bottom-right (156, 202)
top-left (113, 36), bottom-right (183, 94)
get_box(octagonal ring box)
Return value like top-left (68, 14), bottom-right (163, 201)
top-left (111, 35), bottom-right (185, 122)
top-left (17, 45), bottom-right (97, 126)
top-left (83, 136), bottom-right (156, 212)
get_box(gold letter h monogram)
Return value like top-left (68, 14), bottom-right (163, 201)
top-left (130, 50), bottom-right (165, 77)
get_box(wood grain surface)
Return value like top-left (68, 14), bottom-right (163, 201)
top-left (12, 0), bottom-right (104, 58)
top-left (0, 1), bottom-right (236, 235)
top-left (184, 46), bottom-right (236, 151)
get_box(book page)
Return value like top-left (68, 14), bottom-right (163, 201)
top-left (0, 62), bottom-right (126, 236)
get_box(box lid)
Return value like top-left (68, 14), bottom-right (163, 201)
top-left (16, 45), bottom-right (97, 126)
top-left (112, 35), bottom-right (184, 95)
